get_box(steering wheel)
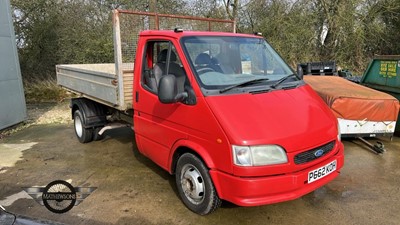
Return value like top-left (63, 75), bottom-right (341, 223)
top-left (197, 67), bottom-right (215, 75)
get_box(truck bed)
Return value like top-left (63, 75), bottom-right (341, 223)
top-left (56, 63), bottom-right (134, 110)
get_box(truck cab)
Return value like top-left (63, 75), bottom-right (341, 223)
top-left (132, 30), bottom-right (344, 214)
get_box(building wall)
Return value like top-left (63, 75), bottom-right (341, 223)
top-left (0, 0), bottom-right (27, 130)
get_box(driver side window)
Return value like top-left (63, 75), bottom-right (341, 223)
top-left (141, 41), bottom-right (188, 94)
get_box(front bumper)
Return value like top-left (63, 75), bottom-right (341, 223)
top-left (210, 144), bottom-right (344, 206)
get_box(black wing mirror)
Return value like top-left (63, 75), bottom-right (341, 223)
top-left (158, 75), bottom-right (188, 104)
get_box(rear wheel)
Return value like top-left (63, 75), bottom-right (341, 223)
top-left (73, 110), bottom-right (93, 143)
top-left (175, 153), bottom-right (221, 215)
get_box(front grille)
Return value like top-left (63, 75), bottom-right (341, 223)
top-left (294, 141), bottom-right (335, 164)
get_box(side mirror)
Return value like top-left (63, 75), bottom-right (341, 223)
top-left (158, 75), bottom-right (188, 104)
top-left (297, 64), bottom-right (304, 80)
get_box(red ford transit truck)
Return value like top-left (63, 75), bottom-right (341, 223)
top-left (56, 10), bottom-right (344, 215)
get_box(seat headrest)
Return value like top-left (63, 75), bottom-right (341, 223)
top-left (195, 53), bottom-right (211, 65)
top-left (157, 49), bottom-right (177, 62)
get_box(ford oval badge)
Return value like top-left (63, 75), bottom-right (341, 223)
top-left (314, 149), bottom-right (324, 157)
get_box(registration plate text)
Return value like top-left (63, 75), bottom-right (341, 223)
top-left (308, 160), bottom-right (337, 183)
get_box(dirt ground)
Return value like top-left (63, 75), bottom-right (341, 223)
top-left (1, 103), bottom-right (400, 225)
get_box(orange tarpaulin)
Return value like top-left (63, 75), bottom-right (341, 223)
top-left (304, 76), bottom-right (399, 121)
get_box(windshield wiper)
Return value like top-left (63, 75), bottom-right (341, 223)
top-left (219, 78), bottom-right (269, 93)
top-left (271, 74), bottom-right (298, 89)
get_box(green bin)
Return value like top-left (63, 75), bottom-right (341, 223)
top-left (360, 55), bottom-right (400, 135)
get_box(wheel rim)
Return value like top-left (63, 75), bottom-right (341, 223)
top-left (74, 114), bottom-right (83, 138)
top-left (180, 164), bottom-right (205, 205)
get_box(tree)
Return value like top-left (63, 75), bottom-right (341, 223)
top-left (186, 0), bottom-right (227, 19)
top-left (363, 0), bottom-right (400, 55)
top-left (11, 0), bottom-right (400, 81)
top-left (239, 0), bottom-right (319, 66)
top-left (11, 0), bottom-right (189, 80)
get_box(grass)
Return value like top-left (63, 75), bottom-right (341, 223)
top-left (23, 77), bottom-right (69, 103)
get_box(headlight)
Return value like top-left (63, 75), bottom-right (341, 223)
top-left (232, 145), bottom-right (288, 166)
top-left (337, 122), bottom-right (341, 141)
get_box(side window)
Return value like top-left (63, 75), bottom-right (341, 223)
top-left (141, 41), bottom-right (189, 95)
top-left (141, 41), bottom-right (168, 93)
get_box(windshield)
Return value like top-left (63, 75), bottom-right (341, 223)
top-left (182, 36), bottom-right (298, 94)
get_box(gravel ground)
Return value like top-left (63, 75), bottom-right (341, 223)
top-left (26, 101), bottom-right (71, 125)
top-left (0, 101), bottom-right (71, 139)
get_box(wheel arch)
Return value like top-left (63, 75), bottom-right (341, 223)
top-left (169, 140), bottom-right (216, 175)
top-left (71, 98), bottom-right (107, 128)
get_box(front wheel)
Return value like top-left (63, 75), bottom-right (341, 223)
top-left (73, 110), bottom-right (93, 143)
top-left (175, 153), bottom-right (221, 215)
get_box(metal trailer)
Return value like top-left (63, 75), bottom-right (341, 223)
top-left (0, 0), bottom-right (27, 130)
top-left (299, 61), bottom-right (399, 154)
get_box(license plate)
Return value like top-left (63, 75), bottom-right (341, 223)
top-left (308, 160), bottom-right (337, 183)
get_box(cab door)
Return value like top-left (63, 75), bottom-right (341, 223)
top-left (133, 37), bottom-right (195, 171)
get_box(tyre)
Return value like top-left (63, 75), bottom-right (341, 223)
top-left (93, 127), bottom-right (104, 141)
top-left (175, 153), bottom-right (221, 215)
top-left (73, 110), bottom-right (93, 143)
